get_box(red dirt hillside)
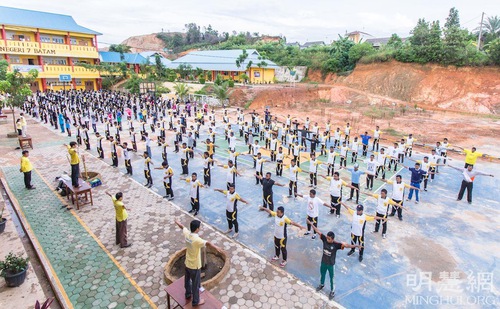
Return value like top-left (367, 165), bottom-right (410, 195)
top-left (307, 61), bottom-right (500, 114)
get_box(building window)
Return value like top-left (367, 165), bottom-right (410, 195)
top-left (10, 56), bottom-right (21, 64)
top-left (44, 58), bottom-right (67, 65)
top-left (52, 36), bottom-right (64, 44)
top-left (70, 38), bottom-right (77, 45)
top-left (40, 35), bottom-right (51, 43)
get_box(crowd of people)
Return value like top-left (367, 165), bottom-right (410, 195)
top-left (18, 90), bottom-right (495, 302)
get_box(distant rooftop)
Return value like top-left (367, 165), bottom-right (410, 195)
top-left (139, 51), bottom-right (172, 66)
top-left (99, 51), bottom-right (147, 64)
top-left (0, 6), bottom-right (101, 35)
top-left (171, 49), bottom-right (279, 71)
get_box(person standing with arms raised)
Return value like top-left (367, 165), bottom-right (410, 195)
top-left (448, 164), bottom-right (494, 204)
top-left (307, 222), bottom-right (361, 300)
top-left (64, 142), bottom-right (80, 188)
top-left (174, 219), bottom-right (219, 307)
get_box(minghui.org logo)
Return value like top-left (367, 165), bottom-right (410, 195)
top-left (406, 295), bottom-right (498, 306)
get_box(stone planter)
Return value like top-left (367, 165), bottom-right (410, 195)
top-left (164, 246), bottom-right (230, 290)
top-left (4, 268), bottom-right (27, 287)
top-left (0, 218), bottom-right (6, 233)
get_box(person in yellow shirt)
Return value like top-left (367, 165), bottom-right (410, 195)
top-left (175, 219), bottom-right (218, 307)
top-left (106, 191), bottom-right (131, 248)
top-left (64, 142), bottom-right (80, 187)
top-left (455, 146), bottom-right (486, 168)
top-left (20, 150), bottom-right (35, 190)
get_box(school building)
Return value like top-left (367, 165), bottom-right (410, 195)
top-left (171, 49), bottom-right (279, 84)
top-left (0, 6), bottom-right (102, 91)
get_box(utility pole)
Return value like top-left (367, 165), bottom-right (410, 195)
top-left (477, 12), bottom-right (485, 51)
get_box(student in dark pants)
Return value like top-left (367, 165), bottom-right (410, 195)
top-left (106, 191), bottom-right (131, 248)
top-left (20, 150), bottom-right (35, 190)
top-left (174, 219), bottom-right (219, 307)
top-left (64, 142), bottom-right (80, 187)
top-left (448, 164), bottom-right (494, 204)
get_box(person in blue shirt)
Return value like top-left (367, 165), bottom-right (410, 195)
top-left (58, 112), bottom-right (65, 133)
top-left (344, 164), bottom-right (365, 204)
top-left (403, 162), bottom-right (427, 203)
top-left (360, 132), bottom-right (372, 157)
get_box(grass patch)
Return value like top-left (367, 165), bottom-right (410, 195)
top-left (363, 106), bottom-right (396, 119)
top-left (383, 128), bottom-right (404, 137)
top-left (244, 100), bottom-right (253, 109)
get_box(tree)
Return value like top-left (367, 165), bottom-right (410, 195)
top-left (176, 64), bottom-right (193, 80)
top-left (0, 60), bottom-right (38, 133)
top-left (444, 7), bottom-right (460, 29)
top-left (326, 36), bottom-right (355, 73)
top-left (475, 16), bottom-right (500, 46)
top-left (236, 49), bottom-right (248, 68)
top-left (185, 23), bottom-right (201, 44)
top-left (154, 54), bottom-right (167, 79)
top-left (348, 42), bottom-right (375, 62)
top-left (212, 82), bottom-right (229, 106)
top-left (124, 73), bottom-right (142, 94)
top-left (173, 83), bottom-right (192, 100)
top-left (109, 44), bottom-right (132, 61)
top-left (486, 38), bottom-right (500, 65)
top-left (442, 8), bottom-right (468, 65)
top-left (387, 34), bottom-right (403, 49)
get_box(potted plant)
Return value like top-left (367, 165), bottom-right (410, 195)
top-left (35, 298), bottom-right (54, 309)
top-left (0, 252), bottom-right (29, 287)
top-left (0, 206), bottom-right (6, 234)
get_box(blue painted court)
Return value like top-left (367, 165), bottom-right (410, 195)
top-left (91, 120), bottom-right (499, 308)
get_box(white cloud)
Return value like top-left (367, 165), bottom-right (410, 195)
top-left (0, 0), bottom-right (495, 45)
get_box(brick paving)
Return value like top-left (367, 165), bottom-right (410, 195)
top-left (0, 112), bottom-right (340, 308)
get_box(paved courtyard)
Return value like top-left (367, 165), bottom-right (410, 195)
top-left (0, 112), bottom-right (340, 308)
top-left (1, 109), bottom-right (499, 308)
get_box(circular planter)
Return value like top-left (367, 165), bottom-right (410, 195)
top-left (0, 218), bottom-right (6, 233)
top-left (164, 246), bottom-right (230, 290)
top-left (4, 268), bottom-right (27, 287)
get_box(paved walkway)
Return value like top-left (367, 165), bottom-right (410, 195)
top-left (0, 112), bottom-right (339, 308)
top-left (0, 191), bottom-right (59, 309)
top-left (2, 167), bottom-right (153, 309)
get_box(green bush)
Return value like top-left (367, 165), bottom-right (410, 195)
top-left (486, 39), bottom-right (500, 65)
top-left (349, 42), bottom-right (376, 63)
top-left (359, 49), bottom-right (395, 64)
top-left (464, 46), bottom-right (490, 66)
top-left (199, 77), bottom-right (206, 84)
top-left (228, 80), bottom-right (235, 87)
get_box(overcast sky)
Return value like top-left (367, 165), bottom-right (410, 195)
top-left (2, 1), bottom-right (497, 47)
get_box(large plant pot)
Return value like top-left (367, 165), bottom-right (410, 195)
top-left (4, 268), bottom-right (27, 287)
top-left (164, 246), bottom-right (230, 290)
top-left (0, 218), bottom-right (6, 233)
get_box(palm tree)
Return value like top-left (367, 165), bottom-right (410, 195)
top-left (173, 83), bottom-right (192, 100)
top-left (477, 16), bottom-right (500, 37)
top-left (475, 16), bottom-right (500, 46)
top-left (212, 82), bottom-right (229, 107)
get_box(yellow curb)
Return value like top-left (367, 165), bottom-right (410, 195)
top-left (0, 177), bottom-right (74, 309)
top-left (33, 169), bottom-right (158, 309)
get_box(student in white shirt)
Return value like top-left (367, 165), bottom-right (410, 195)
top-left (381, 175), bottom-right (418, 220)
top-left (297, 189), bottom-right (332, 239)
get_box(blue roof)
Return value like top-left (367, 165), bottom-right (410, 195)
top-left (171, 49), bottom-right (279, 71)
top-left (139, 51), bottom-right (172, 66)
top-left (99, 51), bottom-right (148, 64)
top-left (0, 6), bottom-right (101, 35)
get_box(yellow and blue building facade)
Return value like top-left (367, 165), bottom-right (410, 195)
top-left (0, 6), bottom-right (101, 91)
